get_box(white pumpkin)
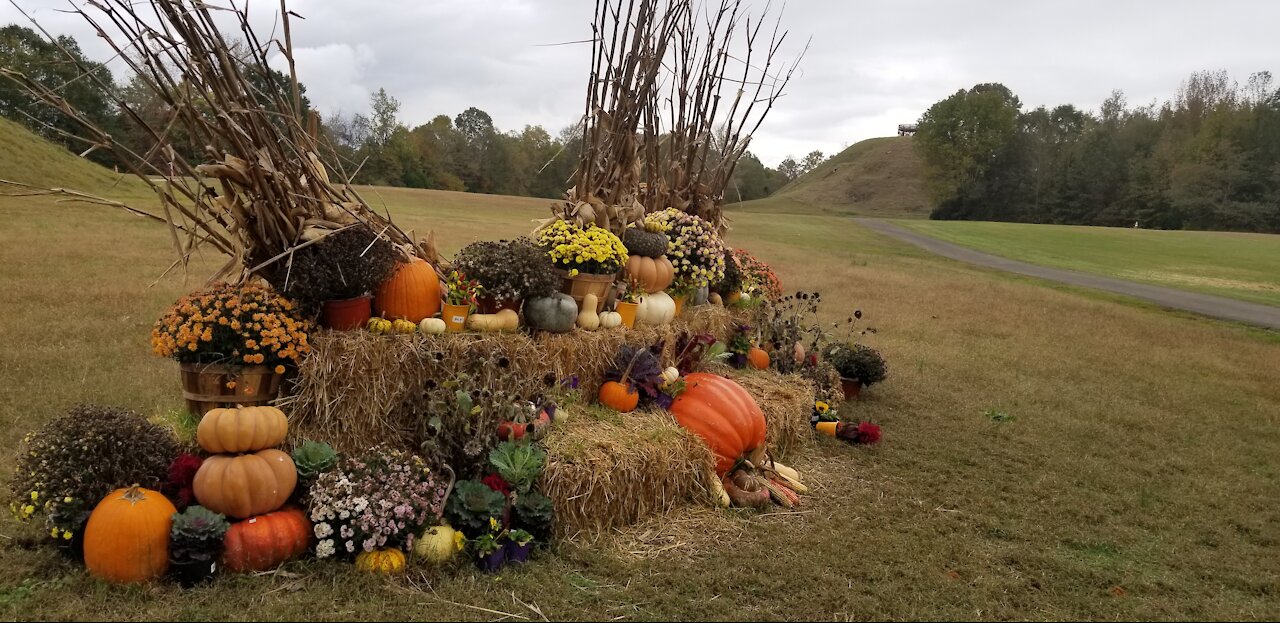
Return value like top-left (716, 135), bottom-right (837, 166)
top-left (636, 291), bottom-right (676, 325)
top-left (599, 311), bottom-right (622, 328)
top-left (414, 524), bottom-right (464, 564)
top-left (418, 317), bottom-right (447, 335)
top-left (660, 367), bottom-right (680, 384)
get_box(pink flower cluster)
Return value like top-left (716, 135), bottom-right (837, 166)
top-left (306, 446), bottom-right (449, 558)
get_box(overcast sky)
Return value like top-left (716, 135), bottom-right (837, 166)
top-left (4, 0), bottom-right (1278, 166)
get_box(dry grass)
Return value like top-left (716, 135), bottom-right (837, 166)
top-left (1, 174), bottom-right (1279, 618)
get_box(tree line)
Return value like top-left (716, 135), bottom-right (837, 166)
top-left (914, 71), bottom-right (1280, 232)
top-left (0, 24), bottom-right (818, 201)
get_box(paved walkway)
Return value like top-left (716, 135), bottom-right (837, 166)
top-left (855, 218), bottom-right (1280, 331)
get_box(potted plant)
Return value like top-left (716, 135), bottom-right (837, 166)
top-left (168, 505), bottom-right (229, 587)
top-left (505, 529), bottom-right (535, 563)
top-left (668, 278), bottom-right (697, 317)
top-left (151, 282), bottom-right (312, 416)
top-left (454, 237), bottom-right (560, 314)
top-left (511, 490), bottom-right (555, 544)
top-left (472, 522), bottom-right (508, 573)
top-left (614, 275), bottom-right (643, 328)
top-left (488, 441), bottom-right (546, 495)
top-left (256, 225), bottom-right (401, 330)
top-left (826, 343), bottom-right (889, 399)
top-left (643, 208), bottom-right (726, 304)
top-left (441, 270), bottom-right (482, 332)
top-left (732, 249), bottom-right (783, 302)
top-left (443, 479), bottom-right (507, 538)
top-left (536, 220), bottom-right (628, 312)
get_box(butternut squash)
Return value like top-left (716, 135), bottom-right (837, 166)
top-left (577, 294), bottom-right (601, 330)
top-left (467, 308), bottom-right (519, 332)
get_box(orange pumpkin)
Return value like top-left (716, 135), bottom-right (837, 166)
top-left (196, 406), bottom-right (288, 454)
top-left (624, 255), bottom-right (675, 294)
top-left (193, 449), bottom-right (297, 519)
top-left (598, 380), bottom-right (640, 412)
top-left (83, 485), bottom-right (176, 584)
top-left (747, 347), bottom-right (770, 370)
top-left (375, 258), bottom-right (442, 323)
top-left (221, 508), bottom-right (312, 573)
top-left (670, 373), bottom-right (767, 475)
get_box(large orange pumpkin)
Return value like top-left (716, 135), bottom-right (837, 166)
top-left (670, 373), bottom-right (767, 475)
top-left (196, 406), bottom-right (288, 454)
top-left (193, 449), bottom-right (297, 519)
top-left (624, 255), bottom-right (675, 294)
top-left (221, 508), bottom-right (312, 572)
top-left (83, 485), bottom-right (176, 584)
top-left (374, 258), bottom-right (442, 322)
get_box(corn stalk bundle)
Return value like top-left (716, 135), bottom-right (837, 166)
top-left (0, 0), bottom-right (433, 284)
top-left (641, 0), bottom-right (806, 231)
top-left (545, 0), bottom-right (686, 236)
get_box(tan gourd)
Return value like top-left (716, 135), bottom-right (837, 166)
top-left (577, 294), bottom-right (601, 330)
top-left (466, 309), bottom-right (519, 332)
top-left (197, 406), bottom-right (288, 454)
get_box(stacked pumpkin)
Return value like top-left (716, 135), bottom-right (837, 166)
top-left (192, 406), bottom-right (311, 572)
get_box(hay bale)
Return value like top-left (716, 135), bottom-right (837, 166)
top-left (282, 306), bottom-right (743, 453)
top-left (727, 370), bottom-right (815, 461)
top-left (540, 407), bottom-right (717, 538)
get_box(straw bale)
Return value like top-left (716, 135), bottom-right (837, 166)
top-left (727, 370), bottom-right (816, 461)
top-left (540, 406), bottom-right (717, 537)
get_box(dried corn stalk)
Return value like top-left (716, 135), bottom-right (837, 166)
top-left (0, 0), bottom-right (430, 284)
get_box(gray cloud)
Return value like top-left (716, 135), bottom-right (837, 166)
top-left (3, 0), bottom-right (1277, 166)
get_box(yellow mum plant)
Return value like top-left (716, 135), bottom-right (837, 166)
top-left (536, 220), bottom-right (629, 275)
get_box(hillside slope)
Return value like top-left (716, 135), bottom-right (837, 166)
top-left (0, 118), bottom-right (151, 197)
top-left (732, 136), bottom-right (932, 218)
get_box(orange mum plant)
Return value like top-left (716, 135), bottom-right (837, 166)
top-left (151, 283), bottom-right (312, 367)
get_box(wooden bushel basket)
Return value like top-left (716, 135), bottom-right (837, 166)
top-left (180, 363), bottom-right (283, 417)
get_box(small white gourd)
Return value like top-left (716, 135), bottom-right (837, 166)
top-left (598, 311), bottom-right (622, 328)
top-left (418, 317), bottom-right (447, 335)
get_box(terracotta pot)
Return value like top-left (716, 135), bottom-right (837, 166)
top-left (726, 291), bottom-right (742, 304)
top-left (179, 363), bottom-right (283, 417)
top-left (320, 295), bottom-right (372, 330)
top-left (442, 304), bottom-right (470, 332)
top-left (672, 293), bottom-right (686, 317)
top-left (615, 301), bottom-right (639, 328)
top-left (476, 296), bottom-right (521, 315)
top-left (840, 377), bottom-right (863, 399)
top-left (557, 270), bottom-right (614, 312)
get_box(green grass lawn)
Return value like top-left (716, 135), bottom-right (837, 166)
top-left (893, 219), bottom-right (1280, 306)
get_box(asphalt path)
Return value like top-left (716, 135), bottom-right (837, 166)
top-left (855, 218), bottom-right (1280, 331)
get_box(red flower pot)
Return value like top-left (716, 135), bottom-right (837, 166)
top-left (840, 377), bottom-right (863, 400)
top-left (321, 295), bottom-right (372, 330)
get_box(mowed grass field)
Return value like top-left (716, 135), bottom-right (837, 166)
top-left (894, 219), bottom-right (1280, 307)
top-left (1, 179), bottom-right (1279, 620)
